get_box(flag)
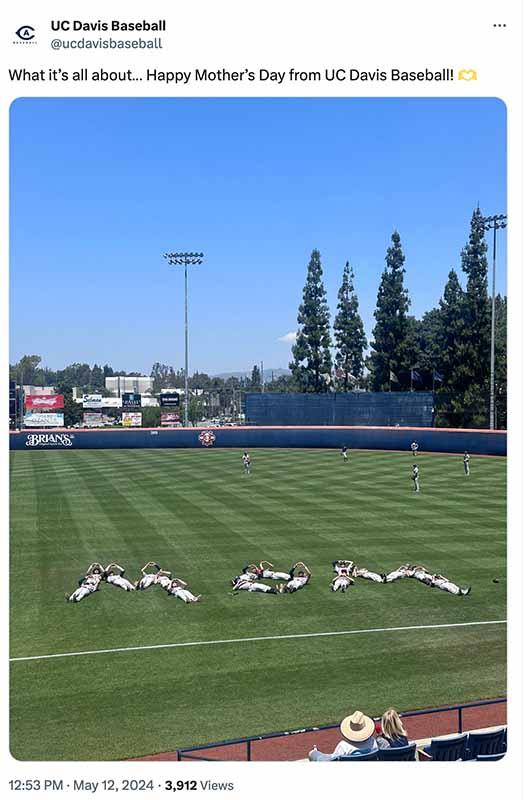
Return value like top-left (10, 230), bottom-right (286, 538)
top-left (389, 370), bottom-right (398, 383)
top-left (410, 369), bottom-right (422, 382)
top-left (433, 369), bottom-right (443, 383)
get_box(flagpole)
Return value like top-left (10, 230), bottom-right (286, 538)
top-left (432, 371), bottom-right (435, 393)
top-left (410, 370), bottom-right (413, 392)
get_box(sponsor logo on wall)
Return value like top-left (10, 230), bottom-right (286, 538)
top-left (122, 412), bottom-right (142, 427)
top-left (25, 394), bottom-right (64, 410)
top-left (161, 412), bottom-right (181, 426)
top-left (199, 430), bottom-right (216, 447)
top-left (160, 393), bottom-right (180, 407)
top-left (82, 394), bottom-right (103, 408)
top-left (83, 412), bottom-right (103, 428)
top-left (122, 392), bottom-right (142, 408)
top-left (24, 411), bottom-right (65, 427)
top-left (25, 433), bottom-right (74, 447)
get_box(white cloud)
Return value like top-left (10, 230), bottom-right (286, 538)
top-left (278, 331), bottom-right (297, 343)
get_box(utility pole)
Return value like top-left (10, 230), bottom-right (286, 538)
top-left (164, 251), bottom-right (204, 427)
top-left (481, 214), bottom-right (507, 429)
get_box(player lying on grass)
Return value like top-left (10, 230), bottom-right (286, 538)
top-left (165, 578), bottom-right (202, 603)
top-left (65, 563), bottom-right (104, 602)
top-left (332, 559), bottom-right (355, 575)
top-left (231, 574), bottom-right (279, 593)
top-left (103, 563), bottom-right (136, 591)
top-left (331, 569), bottom-right (354, 592)
top-left (278, 562), bottom-right (311, 593)
top-left (404, 564), bottom-right (471, 595)
top-left (384, 563), bottom-right (412, 583)
top-left (135, 561), bottom-right (172, 590)
top-left (240, 561), bottom-right (292, 581)
top-left (333, 559), bottom-right (384, 583)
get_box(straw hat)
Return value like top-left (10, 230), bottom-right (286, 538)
top-left (340, 710), bottom-right (375, 742)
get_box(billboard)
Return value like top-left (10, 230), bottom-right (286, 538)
top-left (161, 412), bottom-right (181, 426)
top-left (24, 412), bottom-right (65, 427)
top-left (83, 412), bottom-right (103, 428)
top-left (83, 394), bottom-right (103, 409)
top-left (160, 393), bottom-right (180, 407)
top-left (25, 394), bottom-right (64, 410)
top-left (122, 412), bottom-right (142, 427)
top-left (122, 392), bottom-right (142, 408)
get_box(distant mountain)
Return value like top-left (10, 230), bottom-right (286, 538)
top-left (213, 368), bottom-right (290, 380)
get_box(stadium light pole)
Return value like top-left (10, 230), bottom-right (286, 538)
top-left (163, 251), bottom-right (204, 427)
top-left (481, 214), bottom-right (507, 430)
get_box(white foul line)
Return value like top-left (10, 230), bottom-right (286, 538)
top-left (10, 619), bottom-right (506, 663)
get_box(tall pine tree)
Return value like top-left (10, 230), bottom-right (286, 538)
top-left (290, 249), bottom-right (332, 392)
top-left (461, 208), bottom-right (490, 385)
top-left (437, 269), bottom-right (467, 389)
top-left (369, 231), bottom-right (411, 390)
top-left (333, 262), bottom-right (367, 390)
top-left (250, 364), bottom-right (261, 390)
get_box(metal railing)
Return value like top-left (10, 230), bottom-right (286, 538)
top-left (176, 698), bottom-right (506, 761)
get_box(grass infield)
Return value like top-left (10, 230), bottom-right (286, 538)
top-left (9, 448), bottom-right (506, 761)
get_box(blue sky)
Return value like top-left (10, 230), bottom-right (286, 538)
top-left (10, 97), bottom-right (506, 375)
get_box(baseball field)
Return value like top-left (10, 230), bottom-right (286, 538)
top-left (9, 447), bottom-right (506, 761)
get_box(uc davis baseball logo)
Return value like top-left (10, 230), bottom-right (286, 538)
top-left (199, 430), bottom-right (216, 447)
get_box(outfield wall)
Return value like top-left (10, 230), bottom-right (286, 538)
top-left (9, 426), bottom-right (506, 455)
top-left (245, 391), bottom-right (435, 427)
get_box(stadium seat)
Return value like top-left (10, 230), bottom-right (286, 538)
top-left (377, 743), bottom-right (417, 761)
top-left (466, 728), bottom-right (506, 759)
top-left (423, 732), bottom-right (468, 761)
top-left (475, 752), bottom-right (506, 762)
top-left (334, 750), bottom-right (380, 761)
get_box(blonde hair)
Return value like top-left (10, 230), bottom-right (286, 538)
top-left (381, 708), bottom-right (407, 740)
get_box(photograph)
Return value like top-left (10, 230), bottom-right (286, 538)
top-left (9, 97), bottom-right (507, 763)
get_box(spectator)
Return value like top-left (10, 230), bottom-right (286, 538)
top-left (309, 710), bottom-right (378, 761)
top-left (376, 708), bottom-right (409, 749)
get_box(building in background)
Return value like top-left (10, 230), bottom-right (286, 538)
top-left (105, 376), bottom-right (153, 397)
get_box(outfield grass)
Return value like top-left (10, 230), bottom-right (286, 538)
top-left (10, 448), bottom-right (506, 760)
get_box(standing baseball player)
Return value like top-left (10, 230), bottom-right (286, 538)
top-left (242, 451), bottom-right (251, 474)
top-left (411, 441), bottom-right (419, 457)
top-left (412, 463), bottom-right (420, 493)
top-left (463, 451), bottom-right (470, 476)
top-left (341, 446), bottom-right (348, 463)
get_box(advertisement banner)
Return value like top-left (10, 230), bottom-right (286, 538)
top-left (161, 412), bottom-right (181, 426)
top-left (122, 412), bottom-right (142, 427)
top-left (122, 392), bottom-right (142, 408)
top-left (82, 394), bottom-right (103, 409)
top-left (24, 412), bottom-right (65, 427)
top-left (160, 393), bottom-right (180, 407)
top-left (83, 412), bottom-right (103, 428)
top-left (25, 394), bottom-right (64, 410)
